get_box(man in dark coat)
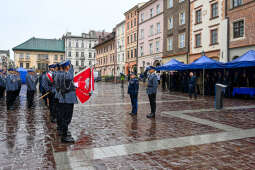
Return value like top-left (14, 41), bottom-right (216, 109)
top-left (128, 73), bottom-right (139, 116)
top-left (188, 72), bottom-right (197, 99)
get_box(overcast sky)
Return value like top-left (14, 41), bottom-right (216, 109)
top-left (0, 0), bottom-right (145, 58)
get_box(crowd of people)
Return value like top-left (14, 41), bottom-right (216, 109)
top-left (0, 60), bottom-right (77, 143)
top-left (159, 68), bottom-right (255, 98)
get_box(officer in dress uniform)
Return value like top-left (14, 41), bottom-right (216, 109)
top-left (57, 60), bottom-right (77, 143)
top-left (146, 66), bottom-right (158, 119)
top-left (41, 64), bottom-right (57, 123)
top-left (16, 70), bottom-right (22, 98)
top-left (128, 72), bottom-right (139, 116)
top-left (0, 70), bottom-right (6, 98)
top-left (26, 69), bottom-right (38, 108)
top-left (6, 68), bottom-right (17, 110)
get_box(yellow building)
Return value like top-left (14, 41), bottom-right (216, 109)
top-left (13, 38), bottom-right (65, 72)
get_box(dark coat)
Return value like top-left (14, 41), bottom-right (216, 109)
top-left (128, 78), bottom-right (139, 96)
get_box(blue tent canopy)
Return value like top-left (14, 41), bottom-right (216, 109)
top-left (17, 67), bottom-right (27, 84)
top-left (156, 59), bottom-right (184, 71)
top-left (179, 56), bottom-right (225, 70)
top-left (225, 50), bottom-right (255, 68)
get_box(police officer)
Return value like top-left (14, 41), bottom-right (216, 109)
top-left (26, 69), bottom-right (38, 108)
top-left (6, 68), bottom-right (17, 110)
top-left (146, 66), bottom-right (158, 118)
top-left (128, 72), bottom-right (139, 116)
top-left (41, 64), bottom-right (57, 123)
top-left (57, 60), bottom-right (77, 143)
top-left (0, 70), bottom-right (6, 98)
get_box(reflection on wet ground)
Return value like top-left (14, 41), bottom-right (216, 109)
top-left (0, 82), bottom-right (255, 169)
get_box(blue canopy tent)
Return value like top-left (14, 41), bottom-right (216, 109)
top-left (156, 59), bottom-right (184, 71)
top-left (17, 68), bottom-right (27, 84)
top-left (225, 50), bottom-right (255, 68)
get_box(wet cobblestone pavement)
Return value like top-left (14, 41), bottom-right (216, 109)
top-left (0, 82), bottom-right (255, 170)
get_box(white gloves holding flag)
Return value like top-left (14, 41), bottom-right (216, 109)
top-left (74, 82), bottom-right (78, 88)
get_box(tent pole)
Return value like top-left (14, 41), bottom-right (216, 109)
top-left (203, 68), bottom-right (205, 97)
top-left (169, 71), bottom-right (171, 92)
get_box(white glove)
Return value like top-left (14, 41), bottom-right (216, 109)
top-left (74, 82), bottom-right (78, 88)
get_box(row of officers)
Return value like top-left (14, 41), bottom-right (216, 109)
top-left (0, 60), bottom-right (77, 143)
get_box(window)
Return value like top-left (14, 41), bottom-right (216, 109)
top-left (127, 36), bottom-right (130, 44)
top-left (156, 41), bottom-right (160, 52)
top-left (60, 55), bottom-right (64, 60)
top-left (81, 42), bottom-right (84, 48)
top-left (131, 20), bottom-right (133, 28)
top-left (150, 8), bottom-right (154, 18)
top-left (233, 0), bottom-right (242, 8)
top-left (195, 34), bottom-right (201, 48)
top-left (135, 49), bottom-right (137, 57)
top-left (134, 18), bottom-right (136, 26)
top-left (76, 52), bottom-right (79, 57)
top-left (89, 61), bottom-right (92, 66)
top-left (168, 0), bottom-right (173, 8)
top-left (127, 22), bottom-right (129, 30)
top-left (149, 43), bottom-right (153, 54)
top-left (156, 23), bottom-right (160, 34)
top-left (81, 60), bottom-right (84, 66)
top-left (168, 16), bottom-right (173, 30)
top-left (81, 52), bottom-right (84, 57)
top-left (179, 0), bottom-right (184, 2)
top-left (122, 53), bottom-right (124, 62)
top-left (140, 29), bottom-right (144, 39)
top-left (196, 9), bottom-right (202, 24)
top-left (26, 53), bottom-right (30, 59)
top-left (211, 29), bottom-right (218, 45)
top-left (134, 33), bottom-right (137, 41)
top-left (128, 51), bottom-right (130, 59)
top-left (150, 25), bottom-right (154, 36)
top-left (211, 2), bottom-right (218, 19)
top-left (141, 13), bottom-right (144, 22)
top-left (20, 53), bottom-right (24, 59)
top-left (167, 37), bottom-right (173, 51)
top-left (26, 63), bottom-right (29, 69)
top-left (54, 55), bottom-right (58, 60)
top-left (20, 63), bottom-right (23, 68)
top-left (76, 61), bottom-right (79, 66)
top-left (131, 50), bottom-right (133, 58)
top-left (76, 42), bottom-right (79, 48)
top-left (89, 52), bottom-right (92, 58)
top-left (89, 42), bottom-right (91, 48)
top-left (68, 41), bottom-right (71, 47)
top-left (131, 34), bottom-right (133, 42)
top-left (156, 4), bottom-right (160, 14)
top-left (68, 51), bottom-right (71, 57)
top-left (140, 46), bottom-right (144, 56)
top-left (179, 33), bottom-right (185, 48)
top-left (233, 20), bottom-right (244, 38)
top-left (38, 63), bottom-right (41, 69)
top-left (179, 12), bottom-right (185, 25)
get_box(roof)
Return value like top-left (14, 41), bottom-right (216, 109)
top-left (93, 32), bottom-right (115, 49)
top-left (13, 37), bottom-right (65, 53)
top-left (138, 0), bottom-right (157, 11)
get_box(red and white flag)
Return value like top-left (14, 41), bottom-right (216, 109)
top-left (73, 68), bottom-right (94, 104)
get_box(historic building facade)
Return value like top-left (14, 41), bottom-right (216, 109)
top-left (226, 0), bottom-right (255, 61)
top-left (63, 31), bottom-right (107, 73)
top-left (115, 21), bottom-right (126, 75)
top-left (94, 32), bottom-right (116, 76)
top-left (124, 3), bottom-right (145, 74)
top-left (163, 0), bottom-right (189, 64)
top-left (190, 0), bottom-right (228, 63)
top-left (138, 0), bottom-right (164, 74)
top-left (13, 38), bottom-right (65, 72)
top-left (0, 50), bottom-right (11, 70)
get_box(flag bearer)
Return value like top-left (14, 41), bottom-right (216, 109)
top-left (57, 60), bottom-right (77, 143)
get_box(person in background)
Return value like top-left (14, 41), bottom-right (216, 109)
top-left (120, 73), bottom-right (125, 88)
top-left (146, 67), bottom-right (158, 118)
top-left (188, 72), bottom-right (197, 99)
top-left (162, 72), bottom-right (166, 90)
top-left (156, 72), bottom-right (160, 85)
top-left (0, 70), bottom-right (6, 98)
top-left (26, 69), bottom-right (38, 108)
top-left (127, 73), bottom-right (139, 116)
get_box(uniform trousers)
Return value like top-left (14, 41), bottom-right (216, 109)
top-left (49, 93), bottom-right (56, 120)
top-left (129, 94), bottom-right (138, 114)
top-left (27, 90), bottom-right (35, 108)
top-left (189, 84), bottom-right (197, 99)
top-left (6, 91), bottom-right (15, 108)
top-left (59, 103), bottom-right (74, 137)
top-left (0, 86), bottom-right (5, 98)
top-left (148, 93), bottom-right (156, 114)
top-left (56, 102), bottom-right (61, 131)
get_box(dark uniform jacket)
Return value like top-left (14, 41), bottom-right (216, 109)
top-left (128, 78), bottom-right (139, 96)
top-left (147, 73), bottom-right (158, 95)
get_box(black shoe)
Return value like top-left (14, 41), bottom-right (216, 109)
top-left (146, 113), bottom-right (155, 118)
top-left (61, 136), bottom-right (75, 143)
top-left (129, 112), bottom-right (137, 116)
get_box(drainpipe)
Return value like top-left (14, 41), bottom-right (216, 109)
top-left (225, 0), bottom-right (230, 62)
top-left (187, 0), bottom-right (190, 64)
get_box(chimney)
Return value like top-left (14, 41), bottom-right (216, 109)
top-left (66, 32), bottom-right (71, 36)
